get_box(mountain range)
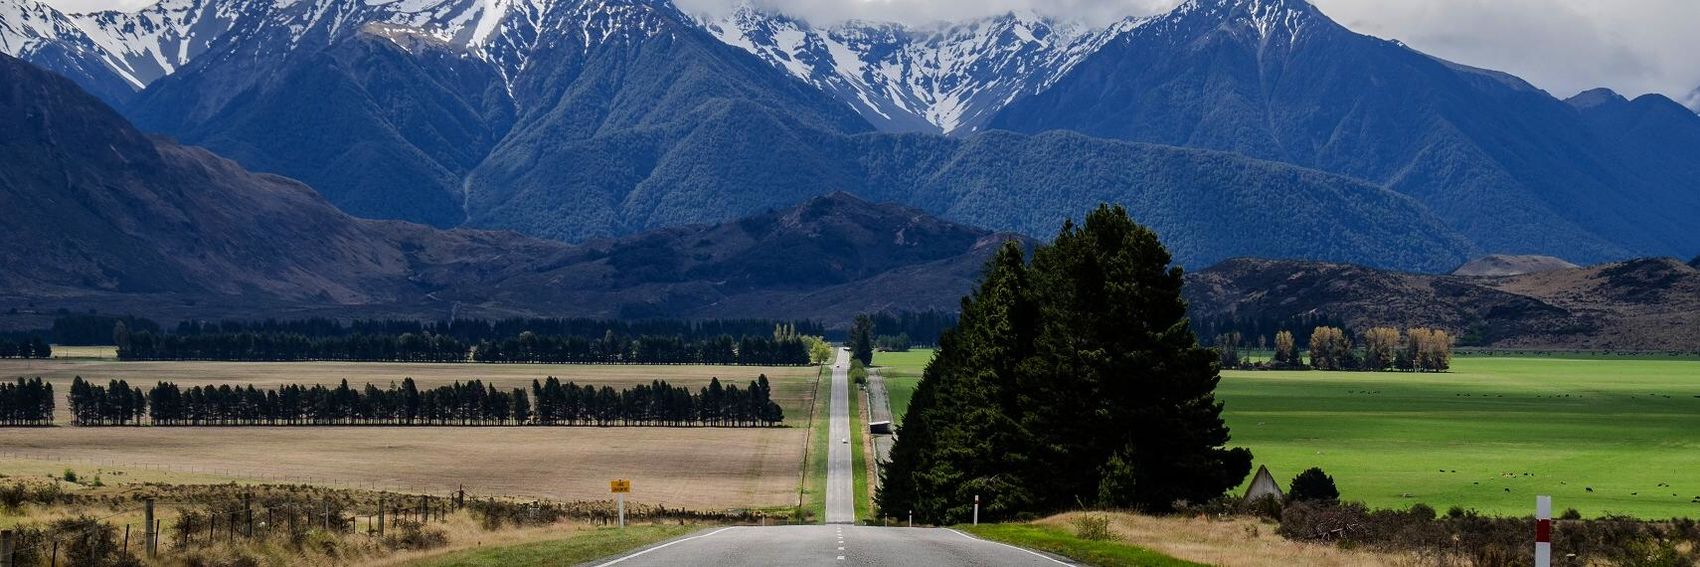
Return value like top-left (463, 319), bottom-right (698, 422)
top-left (6, 48), bottom-right (1698, 351)
top-left (0, 51), bottom-right (1011, 326)
top-left (3, 0), bottom-right (1698, 274)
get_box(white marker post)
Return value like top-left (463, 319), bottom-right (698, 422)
top-left (973, 495), bottom-right (979, 526)
top-left (1535, 495), bottom-right (1552, 567)
top-left (611, 480), bottom-right (631, 529)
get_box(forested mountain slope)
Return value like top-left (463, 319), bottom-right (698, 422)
top-left (989, 0), bottom-right (1700, 263)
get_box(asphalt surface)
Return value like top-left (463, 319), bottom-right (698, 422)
top-left (588, 350), bottom-right (1076, 566)
top-left (825, 349), bottom-right (854, 524)
top-left (589, 525), bottom-right (1075, 566)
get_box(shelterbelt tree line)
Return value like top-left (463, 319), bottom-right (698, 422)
top-left (49, 376), bottom-right (782, 427)
top-left (879, 205), bottom-right (1251, 524)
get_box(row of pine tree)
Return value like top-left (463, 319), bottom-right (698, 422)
top-left (0, 377), bottom-right (54, 425)
top-left (116, 330), bottom-right (811, 366)
top-left (54, 376), bottom-right (782, 427)
top-left (0, 337), bottom-right (51, 359)
top-left (471, 334), bottom-right (810, 366)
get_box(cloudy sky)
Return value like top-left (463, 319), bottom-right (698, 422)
top-left (39, 0), bottom-right (1700, 106)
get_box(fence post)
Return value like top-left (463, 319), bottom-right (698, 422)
top-left (377, 495), bottom-right (385, 537)
top-left (2, 529), bottom-right (14, 567)
top-left (143, 498), bottom-right (156, 558)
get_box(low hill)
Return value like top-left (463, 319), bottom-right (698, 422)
top-left (1452, 255), bottom-right (1579, 277)
top-left (1185, 258), bottom-right (1700, 350)
top-left (0, 53), bottom-right (1007, 327)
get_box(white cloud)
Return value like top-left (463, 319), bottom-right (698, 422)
top-left (1311, 0), bottom-right (1700, 102)
top-left (36, 0), bottom-right (1700, 103)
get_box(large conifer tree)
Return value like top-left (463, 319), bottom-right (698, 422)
top-left (878, 205), bottom-right (1250, 522)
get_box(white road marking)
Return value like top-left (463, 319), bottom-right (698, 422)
top-left (945, 528), bottom-right (1072, 565)
top-left (590, 527), bottom-right (738, 566)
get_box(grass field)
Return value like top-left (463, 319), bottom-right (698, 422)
top-left (877, 350), bottom-right (1700, 519)
top-left (0, 360), bottom-right (821, 511)
top-left (871, 349), bottom-right (933, 427)
top-left (1222, 356), bottom-right (1700, 518)
top-left (800, 364), bottom-right (831, 521)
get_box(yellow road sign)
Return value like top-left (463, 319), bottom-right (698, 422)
top-left (610, 479), bottom-right (631, 493)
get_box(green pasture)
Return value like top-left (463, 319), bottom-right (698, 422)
top-left (872, 349), bottom-right (933, 427)
top-left (1222, 356), bottom-right (1700, 518)
top-left (881, 349), bottom-right (1700, 518)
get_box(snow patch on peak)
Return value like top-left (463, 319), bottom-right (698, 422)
top-left (704, 6), bottom-right (1139, 134)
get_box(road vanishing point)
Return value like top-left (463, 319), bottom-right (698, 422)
top-left (590, 349), bottom-right (1076, 566)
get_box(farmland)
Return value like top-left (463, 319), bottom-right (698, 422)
top-left (870, 349), bottom-right (932, 426)
top-left (0, 359), bottom-right (820, 511)
top-left (1222, 356), bottom-right (1700, 518)
top-left (878, 350), bottom-right (1700, 518)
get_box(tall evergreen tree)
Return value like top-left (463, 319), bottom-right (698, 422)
top-left (849, 315), bottom-right (875, 366)
top-left (879, 205), bottom-right (1251, 523)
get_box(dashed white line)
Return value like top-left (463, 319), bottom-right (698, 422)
top-left (944, 528), bottom-right (1072, 565)
top-left (590, 527), bottom-right (738, 566)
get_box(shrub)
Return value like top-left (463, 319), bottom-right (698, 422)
top-left (62, 468), bottom-right (78, 483)
top-left (383, 520), bottom-right (448, 550)
top-left (1287, 467), bottom-right (1339, 503)
top-left (1070, 514), bottom-right (1119, 542)
top-left (0, 482), bottom-right (25, 511)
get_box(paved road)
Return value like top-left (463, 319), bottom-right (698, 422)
top-left (588, 350), bottom-right (1075, 566)
top-left (589, 525), bottom-right (1074, 566)
top-left (826, 349), bottom-right (854, 524)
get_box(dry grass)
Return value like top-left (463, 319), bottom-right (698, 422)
top-left (0, 361), bottom-right (819, 511)
top-left (0, 476), bottom-right (714, 567)
top-left (1035, 512), bottom-right (1421, 567)
top-left (0, 358), bottom-right (818, 424)
top-left (49, 345), bottom-right (119, 359)
top-left (0, 422), bottom-right (804, 510)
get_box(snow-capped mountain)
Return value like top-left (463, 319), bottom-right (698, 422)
top-left (2, 0), bottom-right (1149, 134)
top-left (0, 0), bottom-right (677, 102)
top-left (701, 6), bottom-right (1140, 134)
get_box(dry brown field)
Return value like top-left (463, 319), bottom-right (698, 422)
top-left (0, 360), bottom-right (825, 511)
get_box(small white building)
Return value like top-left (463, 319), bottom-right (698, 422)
top-left (1243, 465), bottom-right (1285, 502)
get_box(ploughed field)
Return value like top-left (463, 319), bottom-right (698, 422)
top-left (878, 350), bottom-right (1700, 519)
top-left (0, 359), bottom-right (822, 510)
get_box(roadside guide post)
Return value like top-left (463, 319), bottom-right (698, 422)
top-left (611, 479), bottom-right (631, 528)
top-left (1535, 496), bottom-right (1552, 567)
top-left (973, 495), bottom-right (979, 526)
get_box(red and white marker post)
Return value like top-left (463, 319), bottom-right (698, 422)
top-left (1535, 495), bottom-right (1552, 567)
